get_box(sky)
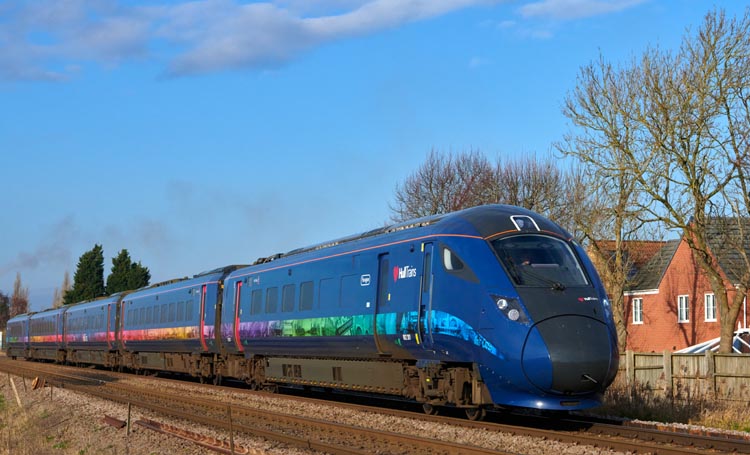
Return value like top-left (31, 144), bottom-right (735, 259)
top-left (1, 0), bottom-right (746, 312)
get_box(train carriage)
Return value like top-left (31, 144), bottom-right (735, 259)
top-left (64, 296), bottom-right (121, 367)
top-left (217, 205), bottom-right (618, 414)
top-left (118, 267), bottom-right (242, 381)
top-left (28, 308), bottom-right (66, 362)
top-left (5, 314), bottom-right (30, 359)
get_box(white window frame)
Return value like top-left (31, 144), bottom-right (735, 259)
top-left (704, 293), bottom-right (716, 322)
top-left (632, 297), bottom-right (643, 324)
top-left (678, 295), bottom-right (689, 323)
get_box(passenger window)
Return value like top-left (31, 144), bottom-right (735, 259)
top-left (265, 287), bottom-right (279, 313)
top-left (251, 289), bottom-right (263, 315)
top-left (282, 285), bottom-right (295, 312)
top-left (299, 281), bottom-right (314, 311)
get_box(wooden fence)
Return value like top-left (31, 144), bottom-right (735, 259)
top-left (616, 351), bottom-right (750, 401)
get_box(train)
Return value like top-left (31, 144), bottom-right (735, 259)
top-left (5, 204), bottom-right (619, 420)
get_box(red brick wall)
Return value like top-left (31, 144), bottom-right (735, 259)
top-left (625, 239), bottom-right (723, 352)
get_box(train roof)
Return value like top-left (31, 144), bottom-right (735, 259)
top-left (249, 204), bottom-right (569, 266)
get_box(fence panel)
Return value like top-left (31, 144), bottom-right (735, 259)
top-left (618, 351), bottom-right (750, 402)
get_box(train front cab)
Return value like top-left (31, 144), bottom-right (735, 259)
top-left (477, 219), bottom-right (618, 411)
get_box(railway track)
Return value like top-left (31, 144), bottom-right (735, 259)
top-left (1, 357), bottom-right (746, 455)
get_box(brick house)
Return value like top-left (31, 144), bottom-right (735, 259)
top-left (596, 228), bottom-right (750, 352)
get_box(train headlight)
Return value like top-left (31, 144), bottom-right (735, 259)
top-left (491, 295), bottom-right (530, 324)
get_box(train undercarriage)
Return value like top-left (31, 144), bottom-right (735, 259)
top-left (15, 349), bottom-right (494, 420)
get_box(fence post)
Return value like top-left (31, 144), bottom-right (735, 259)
top-left (626, 350), bottom-right (635, 386)
top-left (663, 350), bottom-right (672, 398)
top-left (705, 350), bottom-right (716, 397)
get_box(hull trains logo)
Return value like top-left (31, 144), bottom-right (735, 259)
top-left (393, 265), bottom-right (417, 281)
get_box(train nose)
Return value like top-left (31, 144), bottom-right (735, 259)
top-left (522, 316), bottom-right (613, 394)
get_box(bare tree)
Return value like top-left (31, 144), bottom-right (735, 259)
top-left (391, 149), bottom-right (580, 227)
top-left (561, 8), bottom-right (750, 352)
top-left (10, 272), bottom-right (29, 317)
top-left (390, 149), bottom-right (495, 222)
top-left (558, 52), bottom-right (650, 351)
top-left (52, 270), bottom-right (71, 309)
top-left (492, 154), bottom-right (582, 233)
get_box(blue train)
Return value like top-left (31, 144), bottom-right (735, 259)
top-left (5, 205), bottom-right (619, 419)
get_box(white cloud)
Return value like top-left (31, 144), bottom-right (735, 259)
top-left (0, 0), bottom-right (499, 79)
top-left (0, 0), bottom-right (646, 80)
top-left (519, 0), bottom-right (646, 20)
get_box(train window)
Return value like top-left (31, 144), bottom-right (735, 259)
top-left (282, 285), bottom-right (295, 312)
top-left (146, 307), bottom-right (152, 324)
top-left (299, 281), bottom-right (314, 311)
top-left (139, 308), bottom-right (145, 325)
top-left (251, 290), bottom-right (263, 315)
top-left (441, 246), bottom-right (479, 283)
top-left (186, 302), bottom-right (194, 321)
top-left (177, 301), bottom-right (185, 321)
top-left (169, 303), bottom-right (176, 322)
top-left (266, 287), bottom-right (279, 313)
top-left (153, 306), bottom-right (160, 324)
top-left (319, 278), bottom-right (336, 308)
top-left (161, 304), bottom-right (168, 323)
top-left (422, 251), bottom-right (432, 292)
top-left (443, 248), bottom-right (464, 271)
top-left (492, 234), bottom-right (589, 288)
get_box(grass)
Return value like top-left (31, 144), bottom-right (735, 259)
top-left (591, 377), bottom-right (750, 432)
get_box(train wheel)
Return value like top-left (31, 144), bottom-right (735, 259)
top-left (422, 404), bottom-right (439, 416)
top-left (213, 374), bottom-right (223, 386)
top-left (464, 407), bottom-right (486, 421)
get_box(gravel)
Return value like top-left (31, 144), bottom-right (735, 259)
top-left (1, 373), bottom-right (635, 455)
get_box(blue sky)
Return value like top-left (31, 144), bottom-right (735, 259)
top-left (0, 0), bottom-right (745, 312)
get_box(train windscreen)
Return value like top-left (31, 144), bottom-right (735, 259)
top-left (492, 235), bottom-right (589, 289)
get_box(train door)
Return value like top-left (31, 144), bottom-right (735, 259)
top-left (418, 242), bottom-right (435, 350)
top-left (197, 284), bottom-right (210, 352)
top-left (374, 253), bottom-right (391, 355)
top-left (107, 301), bottom-right (118, 350)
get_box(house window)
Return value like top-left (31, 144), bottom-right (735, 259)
top-left (678, 295), bottom-right (689, 323)
top-left (705, 293), bottom-right (716, 322)
top-left (632, 298), bottom-right (643, 324)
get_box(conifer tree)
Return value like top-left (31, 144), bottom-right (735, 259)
top-left (106, 249), bottom-right (151, 294)
top-left (0, 291), bottom-right (10, 330)
top-left (64, 244), bottom-right (105, 305)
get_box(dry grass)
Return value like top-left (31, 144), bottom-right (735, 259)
top-left (592, 378), bottom-right (750, 432)
top-left (0, 379), bottom-right (119, 455)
